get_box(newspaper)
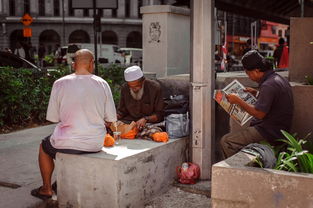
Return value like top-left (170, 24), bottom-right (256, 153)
top-left (213, 79), bottom-right (257, 126)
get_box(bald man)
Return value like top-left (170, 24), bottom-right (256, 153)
top-left (31, 49), bottom-right (117, 200)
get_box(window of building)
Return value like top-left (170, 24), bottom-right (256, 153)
top-left (102, 31), bottom-right (118, 45)
top-left (83, 9), bottom-right (89, 17)
top-left (278, 29), bottom-right (282, 37)
top-left (39, 0), bottom-right (45, 16)
top-left (69, 0), bottom-right (74, 16)
top-left (125, 0), bottom-right (130, 18)
top-left (126, 31), bottom-right (142, 48)
top-left (54, 0), bottom-right (60, 16)
top-left (24, 0), bottom-right (30, 14)
top-left (112, 9), bottom-right (117, 18)
top-left (98, 9), bottom-right (103, 17)
top-left (9, 0), bottom-right (15, 16)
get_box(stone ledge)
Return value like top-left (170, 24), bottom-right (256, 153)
top-left (212, 151), bottom-right (313, 208)
top-left (56, 138), bottom-right (188, 208)
top-left (140, 5), bottom-right (190, 16)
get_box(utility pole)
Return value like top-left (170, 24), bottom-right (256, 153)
top-left (93, 0), bottom-right (98, 75)
top-left (62, 0), bottom-right (65, 46)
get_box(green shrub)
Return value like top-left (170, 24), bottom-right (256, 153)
top-left (98, 64), bottom-right (126, 105)
top-left (0, 66), bottom-right (70, 128)
top-left (274, 130), bottom-right (313, 173)
top-left (0, 64), bottom-right (124, 130)
top-left (305, 75), bottom-right (313, 85)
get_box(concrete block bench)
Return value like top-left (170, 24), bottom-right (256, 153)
top-left (56, 137), bottom-right (187, 208)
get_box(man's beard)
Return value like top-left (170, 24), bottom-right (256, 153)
top-left (130, 85), bottom-right (144, 100)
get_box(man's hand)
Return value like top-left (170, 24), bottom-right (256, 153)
top-left (244, 87), bottom-right (258, 97)
top-left (226, 93), bottom-right (241, 104)
top-left (136, 118), bottom-right (147, 129)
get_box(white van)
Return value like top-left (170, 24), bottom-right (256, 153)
top-left (66, 43), bottom-right (124, 65)
top-left (120, 48), bottom-right (143, 65)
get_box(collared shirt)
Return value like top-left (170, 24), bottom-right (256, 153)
top-left (250, 70), bottom-right (294, 143)
top-left (118, 79), bottom-right (164, 122)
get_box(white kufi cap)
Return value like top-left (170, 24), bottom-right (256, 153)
top-left (124, 66), bottom-right (143, 82)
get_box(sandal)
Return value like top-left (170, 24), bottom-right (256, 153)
top-left (30, 187), bottom-right (52, 200)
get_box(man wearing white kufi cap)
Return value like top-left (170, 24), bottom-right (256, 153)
top-left (117, 66), bottom-right (164, 129)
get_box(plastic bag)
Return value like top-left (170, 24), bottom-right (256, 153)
top-left (176, 162), bottom-right (200, 184)
top-left (121, 127), bottom-right (138, 139)
top-left (165, 112), bottom-right (189, 138)
top-left (151, 132), bottom-right (169, 143)
top-left (103, 134), bottom-right (115, 147)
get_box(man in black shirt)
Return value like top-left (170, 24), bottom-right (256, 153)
top-left (220, 50), bottom-right (294, 158)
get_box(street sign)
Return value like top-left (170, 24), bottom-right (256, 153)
top-left (72, 0), bottom-right (118, 9)
top-left (23, 27), bottom-right (32, 37)
top-left (21, 13), bottom-right (33, 26)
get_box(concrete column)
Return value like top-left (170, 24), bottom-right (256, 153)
top-left (117, 0), bottom-right (125, 18)
top-left (191, 0), bottom-right (215, 179)
top-left (16, 0), bottom-right (23, 16)
top-left (30, 0), bottom-right (39, 16)
top-left (2, 0), bottom-right (9, 15)
top-left (130, 0), bottom-right (138, 18)
top-left (0, 0), bottom-right (3, 14)
top-left (45, 0), bottom-right (53, 16)
top-left (289, 18), bottom-right (313, 83)
top-left (63, 0), bottom-right (69, 16)
top-left (141, 5), bottom-right (190, 77)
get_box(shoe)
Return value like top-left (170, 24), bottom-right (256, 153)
top-left (52, 181), bottom-right (57, 195)
top-left (30, 187), bottom-right (52, 200)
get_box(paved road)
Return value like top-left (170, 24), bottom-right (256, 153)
top-left (0, 124), bottom-right (56, 208)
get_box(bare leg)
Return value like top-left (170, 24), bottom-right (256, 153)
top-left (38, 144), bottom-right (54, 196)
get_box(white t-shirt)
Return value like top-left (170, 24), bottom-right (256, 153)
top-left (46, 73), bottom-right (117, 152)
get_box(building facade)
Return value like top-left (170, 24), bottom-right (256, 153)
top-left (0, 0), bottom-right (170, 54)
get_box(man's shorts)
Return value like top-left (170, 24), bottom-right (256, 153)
top-left (41, 135), bottom-right (99, 159)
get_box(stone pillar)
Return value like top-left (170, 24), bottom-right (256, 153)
top-left (130, 0), bottom-right (138, 18)
top-left (30, 0), bottom-right (39, 16)
top-left (117, 0), bottom-right (125, 18)
top-left (45, 0), bottom-right (53, 16)
top-left (141, 5), bottom-right (190, 77)
top-left (191, 0), bottom-right (215, 179)
top-left (289, 18), bottom-right (313, 83)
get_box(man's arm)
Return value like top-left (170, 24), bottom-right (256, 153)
top-left (226, 94), bottom-right (266, 119)
top-left (136, 83), bottom-right (164, 129)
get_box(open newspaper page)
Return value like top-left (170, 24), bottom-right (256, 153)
top-left (214, 79), bottom-right (257, 126)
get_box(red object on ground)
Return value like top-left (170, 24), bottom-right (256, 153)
top-left (176, 162), bottom-right (200, 184)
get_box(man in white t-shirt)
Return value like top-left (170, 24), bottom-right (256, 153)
top-left (31, 49), bottom-right (117, 200)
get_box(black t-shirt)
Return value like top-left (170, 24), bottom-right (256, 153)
top-left (250, 70), bottom-right (294, 143)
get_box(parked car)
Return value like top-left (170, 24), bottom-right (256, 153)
top-left (0, 51), bottom-right (41, 71)
top-left (119, 48), bottom-right (143, 65)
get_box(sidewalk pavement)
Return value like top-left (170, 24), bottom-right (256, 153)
top-left (0, 124), bottom-right (211, 208)
top-left (0, 124), bottom-right (56, 208)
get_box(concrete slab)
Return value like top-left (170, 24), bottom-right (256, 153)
top-left (212, 152), bottom-right (313, 208)
top-left (56, 138), bottom-right (188, 208)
